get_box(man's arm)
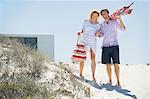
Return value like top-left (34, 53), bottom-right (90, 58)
top-left (118, 16), bottom-right (126, 30)
top-left (96, 24), bottom-right (104, 37)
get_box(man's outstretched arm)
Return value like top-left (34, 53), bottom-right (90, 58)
top-left (118, 16), bottom-right (126, 30)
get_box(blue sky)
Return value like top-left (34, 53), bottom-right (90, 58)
top-left (0, 0), bottom-right (149, 64)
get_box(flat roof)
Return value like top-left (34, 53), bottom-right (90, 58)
top-left (0, 33), bottom-right (54, 37)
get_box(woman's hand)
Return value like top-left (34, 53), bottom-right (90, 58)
top-left (77, 30), bottom-right (83, 36)
top-left (96, 31), bottom-right (101, 37)
top-left (77, 32), bottom-right (81, 36)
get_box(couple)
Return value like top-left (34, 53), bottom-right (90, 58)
top-left (78, 9), bottom-right (126, 86)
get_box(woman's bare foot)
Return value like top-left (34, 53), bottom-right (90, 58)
top-left (79, 74), bottom-right (84, 81)
top-left (91, 76), bottom-right (96, 85)
top-left (80, 74), bottom-right (82, 78)
top-left (92, 76), bottom-right (96, 82)
top-left (109, 79), bottom-right (112, 83)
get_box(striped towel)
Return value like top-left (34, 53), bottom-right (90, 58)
top-left (110, 2), bottom-right (134, 20)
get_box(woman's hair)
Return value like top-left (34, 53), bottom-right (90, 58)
top-left (100, 9), bottom-right (109, 15)
top-left (90, 11), bottom-right (100, 18)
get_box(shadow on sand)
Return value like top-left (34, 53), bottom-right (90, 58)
top-left (73, 75), bottom-right (137, 99)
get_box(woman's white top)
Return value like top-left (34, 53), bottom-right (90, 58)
top-left (82, 19), bottom-right (100, 54)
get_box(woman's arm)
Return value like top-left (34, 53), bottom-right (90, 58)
top-left (77, 30), bottom-right (83, 35)
top-left (96, 31), bottom-right (102, 37)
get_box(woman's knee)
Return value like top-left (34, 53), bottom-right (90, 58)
top-left (90, 50), bottom-right (95, 60)
top-left (80, 61), bottom-right (84, 65)
top-left (91, 54), bottom-right (95, 60)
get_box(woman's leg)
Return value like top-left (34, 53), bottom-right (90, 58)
top-left (90, 48), bottom-right (96, 81)
top-left (80, 62), bottom-right (84, 77)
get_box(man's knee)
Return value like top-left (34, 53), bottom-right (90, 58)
top-left (106, 64), bottom-right (111, 67)
top-left (114, 64), bottom-right (119, 67)
top-left (114, 64), bottom-right (120, 71)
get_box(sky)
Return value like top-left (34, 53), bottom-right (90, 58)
top-left (0, 0), bottom-right (149, 64)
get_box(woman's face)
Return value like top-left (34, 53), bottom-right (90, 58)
top-left (91, 13), bottom-right (99, 22)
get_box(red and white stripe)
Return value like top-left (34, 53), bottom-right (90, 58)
top-left (71, 43), bottom-right (86, 62)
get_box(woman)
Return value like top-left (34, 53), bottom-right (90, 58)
top-left (78, 11), bottom-right (100, 82)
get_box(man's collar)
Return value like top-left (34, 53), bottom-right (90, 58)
top-left (104, 18), bottom-right (113, 24)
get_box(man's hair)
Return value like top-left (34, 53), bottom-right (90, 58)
top-left (100, 9), bottom-right (109, 15)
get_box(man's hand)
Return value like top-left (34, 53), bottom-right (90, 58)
top-left (115, 15), bottom-right (121, 19)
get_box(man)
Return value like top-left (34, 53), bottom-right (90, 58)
top-left (97, 9), bottom-right (126, 86)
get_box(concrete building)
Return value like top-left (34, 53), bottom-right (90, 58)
top-left (0, 34), bottom-right (55, 61)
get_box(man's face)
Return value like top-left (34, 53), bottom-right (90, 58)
top-left (101, 11), bottom-right (109, 19)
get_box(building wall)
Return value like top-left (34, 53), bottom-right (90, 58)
top-left (0, 34), bottom-right (55, 61)
top-left (37, 35), bottom-right (54, 61)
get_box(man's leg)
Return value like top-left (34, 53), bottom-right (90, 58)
top-left (106, 64), bottom-right (112, 83)
top-left (112, 46), bottom-right (120, 85)
top-left (80, 62), bottom-right (84, 77)
top-left (114, 64), bottom-right (120, 85)
top-left (102, 47), bottom-right (111, 83)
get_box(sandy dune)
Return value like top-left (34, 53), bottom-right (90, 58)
top-left (72, 63), bottom-right (150, 99)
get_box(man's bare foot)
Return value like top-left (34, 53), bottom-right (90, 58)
top-left (117, 80), bottom-right (121, 86)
